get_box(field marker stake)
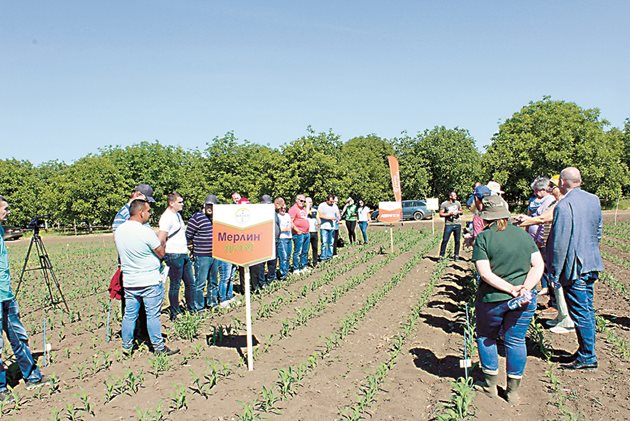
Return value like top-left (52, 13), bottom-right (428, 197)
top-left (244, 265), bottom-right (254, 371)
top-left (43, 318), bottom-right (48, 368)
top-left (105, 299), bottom-right (112, 343)
top-left (464, 303), bottom-right (470, 379)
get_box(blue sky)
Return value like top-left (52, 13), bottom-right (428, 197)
top-left (2, 1), bottom-right (628, 164)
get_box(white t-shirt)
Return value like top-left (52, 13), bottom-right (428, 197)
top-left (114, 220), bottom-right (162, 288)
top-left (358, 206), bottom-right (370, 222)
top-left (159, 209), bottom-right (188, 253)
top-left (317, 202), bottom-right (339, 230)
top-left (278, 213), bottom-right (293, 239)
top-left (308, 217), bottom-right (318, 233)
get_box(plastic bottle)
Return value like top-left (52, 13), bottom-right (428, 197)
top-left (507, 289), bottom-right (537, 310)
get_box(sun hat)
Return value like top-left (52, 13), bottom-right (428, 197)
top-left (479, 195), bottom-right (511, 220)
top-left (487, 181), bottom-right (504, 195)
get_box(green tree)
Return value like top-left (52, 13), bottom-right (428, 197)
top-left (392, 131), bottom-right (431, 200)
top-left (484, 97), bottom-right (629, 202)
top-left (0, 159), bottom-right (42, 226)
top-left (339, 135), bottom-right (395, 206)
top-left (402, 127), bottom-right (482, 199)
top-left (277, 127), bottom-right (344, 202)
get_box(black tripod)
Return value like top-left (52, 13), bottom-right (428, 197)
top-left (15, 224), bottom-right (69, 312)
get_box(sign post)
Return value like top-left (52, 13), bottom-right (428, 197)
top-left (212, 204), bottom-right (276, 371)
top-left (378, 201), bottom-right (402, 253)
top-left (426, 198), bottom-right (439, 235)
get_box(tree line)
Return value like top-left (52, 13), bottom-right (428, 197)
top-left (1, 97), bottom-right (628, 227)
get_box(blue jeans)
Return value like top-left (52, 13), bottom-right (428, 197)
top-left (439, 224), bottom-right (461, 257)
top-left (0, 299), bottom-right (42, 391)
top-left (292, 233), bottom-right (310, 271)
top-left (193, 256), bottom-right (220, 309)
top-left (278, 238), bottom-right (292, 279)
top-left (218, 260), bottom-right (235, 302)
top-left (358, 221), bottom-right (368, 244)
top-left (121, 284), bottom-right (165, 352)
top-left (165, 253), bottom-right (195, 320)
top-left (563, 273), bottom-right (598, 365)
top-left (476, 296), bottom-right (537, 378)
top-left (266, 254), bottom-right (278, 282)
top-left (320, 229), bottom-right (334, 260)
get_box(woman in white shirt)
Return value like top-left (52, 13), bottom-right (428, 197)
top-left (357, 199), bottom-right (371, 244)
top-left (277, 201), bottom-right (293, 279)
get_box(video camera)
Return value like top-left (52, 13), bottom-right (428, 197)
top-left (27, 215), bottom-right (49, 232)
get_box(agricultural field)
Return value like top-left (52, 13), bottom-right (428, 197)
top-left (1, 214), bottom-right (629, 420)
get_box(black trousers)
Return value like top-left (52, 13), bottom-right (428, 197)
top-left (309, 232), bottom-right (318, 265)
top-left (345, 220), bottom-right (357, 244)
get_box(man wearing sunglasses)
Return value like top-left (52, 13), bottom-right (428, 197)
top-left (289, 194), bottom-right (310, 274)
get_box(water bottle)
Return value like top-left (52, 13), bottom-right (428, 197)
top-left (507, 289), bottom-right (537, 310)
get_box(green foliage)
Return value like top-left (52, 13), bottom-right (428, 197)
top-left (484, 97), bottom-right (629, 202)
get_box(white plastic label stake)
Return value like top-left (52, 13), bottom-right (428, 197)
top-left (459, 358), bottom-right (472, 368)
top-left (46, 343), bottom-right (52, 352)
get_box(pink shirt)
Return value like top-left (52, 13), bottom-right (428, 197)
top-left (289, 203), bottom-right (309, 234)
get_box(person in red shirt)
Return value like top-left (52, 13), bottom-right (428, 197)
top-left (288, 193), bottom-right (310, 274)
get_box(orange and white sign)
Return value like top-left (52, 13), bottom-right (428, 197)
top-left (387, 155), bottom-right (402, 203)
top-left (213, 204), bottom-right (276, 266)
top-left (378, 201), bottom-right (402, 223)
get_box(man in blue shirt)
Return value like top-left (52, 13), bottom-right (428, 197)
top-left (112, 184), bottom-right (156, 232)
top-left (0, 195), bottom-right (49, 401)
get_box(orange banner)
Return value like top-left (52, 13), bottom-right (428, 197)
top-left (387, 155), bottom-right (402, 203)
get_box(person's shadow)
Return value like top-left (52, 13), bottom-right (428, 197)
top-left (410, 347), bottom-right (462, 380)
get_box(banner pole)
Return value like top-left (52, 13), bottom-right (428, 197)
top-left (244, 266), bottom-right (254, 371)
top-left (390, 225), bottom-right (394, 254)
top-left (432, 216), bottom-right (435, 235)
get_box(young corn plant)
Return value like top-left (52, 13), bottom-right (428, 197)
top-left (173, 311), bottom-right (203, 341)
top-left (149, 352), bottom-right (172, 377)
top-left (168, 386), bottom-right (188, 413)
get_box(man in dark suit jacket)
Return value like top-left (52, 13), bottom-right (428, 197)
top-left (547, 167), bottom-right (604, 370)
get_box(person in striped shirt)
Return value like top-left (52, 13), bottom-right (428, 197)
top-left (112, 184), bottom-right (156, 232)
top-left (186, 194), bottom-right (221, 310)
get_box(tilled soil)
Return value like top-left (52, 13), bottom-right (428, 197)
top-left (3, 215), bottom-right (629, 420)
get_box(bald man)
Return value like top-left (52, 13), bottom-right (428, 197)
top-left (546, 167), bottom-right (604, 370)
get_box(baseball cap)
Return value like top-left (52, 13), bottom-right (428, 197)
top-left (205, 194), bottom-right (218, 205)
top-left (487, 181), bottom-right (504, 195)
top-left (135, 184), bottom-right (155, 203)
top-left (474, 185), bottom-right (492, 200)
top-left (479, 196), bottom-right (511, 220)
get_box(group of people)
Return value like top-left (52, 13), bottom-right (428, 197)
top-left (438, 168), bottom-right (603, 404)
top-left (110, 187), bottom-right (373, 357)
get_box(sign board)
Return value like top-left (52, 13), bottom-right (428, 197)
top-left (378, 201), bottom-right (402, 223)
top-left (426, 198), bottom-right (439, 211)
top-left (212, 204), bottom-right (276, 266)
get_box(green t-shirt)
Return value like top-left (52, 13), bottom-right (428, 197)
top-left (343, 204), bottom-right (358, 221)
top-left (472, 223), bottom-right (538, 303)
top-left (0, 226), bottom-right (16, 302)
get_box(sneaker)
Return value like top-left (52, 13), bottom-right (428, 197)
top-left (154, 345), bottom-right (180, 356)
top-left (301, 267), bottom-right (311, 274)
top-left (0, 390), bottom-right (14, 403)
top-left (25, 375), bottom-right (55, 391)
top-left (549, 325), bottom-right (576, 334)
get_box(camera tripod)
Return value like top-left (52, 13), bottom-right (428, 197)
top-left (15, 227), bottom-right (69, 312)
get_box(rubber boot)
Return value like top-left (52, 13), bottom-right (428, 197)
top-left (475, 372), bottom-right (498, 397)
top-left (506, 377), bottom-right (521, 404)
top-left (547, 286), bottom-right (575, 330)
